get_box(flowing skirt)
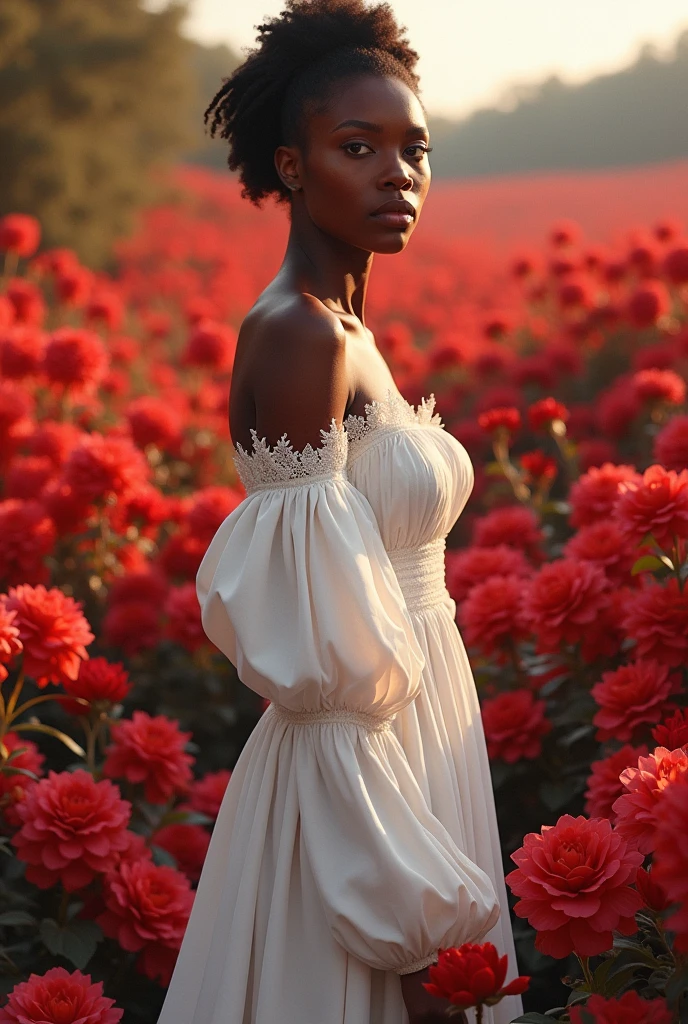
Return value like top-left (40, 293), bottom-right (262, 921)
top-left (157, 597), bottom-right (523, 1024)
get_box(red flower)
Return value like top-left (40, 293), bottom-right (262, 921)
top-left (0, 325), bottom-right (45, 379)
top-left (549, 219), bottom-right (581, 248)
top-left (556, 275), bottom-right (596, 310)
top-left (634, 866), bottom-right (671, 914)
top-left (63, 432), bottom-right (150, 505)
top-left (653, 772), bottom-right (688, 950)
top-left (422, 942), bottom-right (529, 1009)
top-left (472, 506), bottom-right (543, 559)
top-left (0, 499), bottom-right (56, 586)
top-left (477, 407), bottom-right (521, 434)
top-left (0, 597), bottom-right (23, 682)
top-left (186, 769), bottom-right (232, 819)
top-left (569, 464), bottom-right (640, 527)
top-left (615, 465), bottom-right (688, 550)
top-left (481, 690), bottom-right (551, 763)
top-left (597, 385), bottom-right (642, 439)
top-left (60, 657), bottom-right (132, 717)
top-left (459, 575), bottom-right (528, 655)
top-left (151, 823), bottom-right (210, 882)
top-left (125, 396), bottom-right (183, 452)
top-left (0, 966), bottom-right (123, 1024)
top-left (186, 486), bottom-right (243, 543)
top-left (652, 707), bottom-right (688, 748)
top-left (626, 281), bottom-right (672, 328)
top-left (506, 814), bottom-right (643, 958)
top-left (521, 558), bottom-right (608, 652)
top-left (55, 266), bottom-right (93, 307)
top-left (569, 992), bottom-right (672, 1024)
top-left (4, 584), bottom-right (94, 687)
top-left (43, 327), bottom-right (109, 394)
top-left (5, 455), bottom-right (55, 500)
top-left (102, 601), bottom-right (162, 656)
top-left (563, 521), bottom-right (637, 585)
top-left (632, 368), bottom-right (686, 406)
top-left (591, 660), bottom-right (679, 742)
top-left (445, 545), bottom-right (530, 603)
top-left (108, 569), bottom-right (169, 608)
top-left (6, 279), bottom-right (45, 326)
top-left (102, 710), bottom-right (194, 805)
top-left (622, 578), bottom-right (688, 667)
top-left (183, 318), bottom-right (237, 371)
top-left (654, 414), bottom-right (688, 472)
top-left (96, 860), bottom-right (194, 987)
top-left (11, 769), bottom-right (131, 891)
top-left (528, 397), bottom-right (569, 432)
top-left (577, 440), bottom-right (619, 472)
top-left (0, 731), bottom-right (44, 828)
top-left (613, 746), bottom-right (688, 854)
top-left (662, 245), bottom-right (688, 285)
top-left (584, 744), bottom-right (648, 819)
top-left (28, 420), bottom-right (82, 466)
top-left (519, 450), bottom-right (557, 484)
top-left (158, 530), bottom-right (208, 580)
top-left (164, 583), bottom-right (206, 653)
top-left (86, 288), bottom-right (124, 331)
top-left (0, 214), bottom-right (40, 257)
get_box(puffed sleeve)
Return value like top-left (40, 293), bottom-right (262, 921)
top-left (195, 422), bottom-right (500, 974)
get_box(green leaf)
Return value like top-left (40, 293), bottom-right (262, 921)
top-left (0, 910), bottom-right (37, 927)
top-left (39, 918), bottom-right (102, 970)
top-left (150, 844), bottom-right (178, 868)
top-left (631, 554), bottom-right (666, 575)
top-left (1, 766), bottom-right (40, 781)
top-left (539, 779), bottom-right (585, 812)
top-left (160, 809), bottom-right (213, 827)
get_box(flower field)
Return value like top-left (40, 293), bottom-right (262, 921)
top-left (1, 163), bottom-right (688, 1022)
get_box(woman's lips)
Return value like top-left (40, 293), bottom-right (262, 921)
top-left (370, 212), bottom-right (414, 228)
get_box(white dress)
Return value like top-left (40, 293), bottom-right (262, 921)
top-left (157, 388), bottom-right (523, 1024)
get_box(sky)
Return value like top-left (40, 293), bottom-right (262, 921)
top-left (180, 0), bottom-right (688, 119)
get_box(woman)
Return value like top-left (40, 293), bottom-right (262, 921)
top-left (157, 1), bottom-right (523, 1022)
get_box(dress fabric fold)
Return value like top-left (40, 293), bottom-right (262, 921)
top-left (157, 390), bottom-right (523, 1024)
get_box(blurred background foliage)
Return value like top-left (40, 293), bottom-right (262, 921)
top-left (1, 0), bottom-right (687, 266)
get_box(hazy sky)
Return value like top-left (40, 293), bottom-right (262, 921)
top-left (181, 0), bottom-right (688, 118)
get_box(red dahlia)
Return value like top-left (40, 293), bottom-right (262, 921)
top-left (102, 710), bottom-right (194, 805)
top-left (4, 584), bottom-right (94, 687)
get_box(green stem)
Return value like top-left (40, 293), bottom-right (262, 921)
top-left (577, 954), bottom-right (593, 990)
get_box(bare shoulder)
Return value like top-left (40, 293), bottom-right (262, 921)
top-left (240, 295), bottom-right (350, 452)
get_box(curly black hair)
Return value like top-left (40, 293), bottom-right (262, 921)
top-left (204, 0), bottom-right (423, 207)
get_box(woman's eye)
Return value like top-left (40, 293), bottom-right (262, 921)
top-left (343, 142), bottom-right (373, 156)
top-left (408, 145), bottom-right (433, 160)
top-left (342, 142), bottom-right (433, 159)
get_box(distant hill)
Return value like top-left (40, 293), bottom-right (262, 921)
top-left (186, 28), bottom-right (688, 178)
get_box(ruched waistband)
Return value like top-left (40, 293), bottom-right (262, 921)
top-left (387, 537), bottom-right (449, 612)
top-left (268, 704), bottom-right (396, 733)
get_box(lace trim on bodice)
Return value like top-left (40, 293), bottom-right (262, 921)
top-left (231, 389), bottom-right (443, 494)
top-left (232, 419), bottom-right (348, 494)
top-left (344, 388), bottom-right (443, 463)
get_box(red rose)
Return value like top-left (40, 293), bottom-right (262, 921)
top-left (43, 327), bottom-right (109, 394)
top-left (0, 499), bottom-right (57, 586)
top-left (528, 397), bottom-right (569, 432)
top-left (183, 318), bottom-right (237, 371)
top-left (12, 769), bottom-right (131, 891)
top-left (481, 689), bottom-right (551, 763)
top-left (5, 584), bottom-right (94, 687)
top-left (563, 521), bottom-right (637, 584)
top-left (151, 823), bottom-right (210, 882)
top-left (569, 463), bottom-right (640, 528)
top-left (626, 281), bottom-right (672, 328)
top-left (652, 707), bottom-right (688, 748)
top-left (632, 368), bottom-right (686, 406)
top-left (0, 214), bottom-right (40, 257)
top-left (422, 942), bottom-right (529, 1009)
top-left (591, 660), bottom-right (678, 742)
top-left (584, 743), bottom-right (648, 819)
top-left (186, 769), bottom-right (232, 819)
top-left (506, 814), bottom-right (643, 958)
top-left (96, 859), bottom-right (194, 987)
top-left (0, 325), bottom-right (45, 379)
top-left (622, 578), bottom-right (688, 667)
top-left (472, 506), bottom-right (543, 559)
top-left (60, 657), bottom-right (132, 717)
top-left (63, 432), bottom-right (150, 506)
top-left (0, 597), bottom-right (23, 682)
top-left (477, 407), bottom-right (521, 434)
top-left (186, 486), bottom-right (243, 543)
top-left (653, 773), bottom-right (688, 951)
top-left (654, 414), bottom-right (688, 471)
top-left (445, 545), bottom-right (530, 603)
top-left (569, 992), bottom-right (672, 1024)
top-left (0, 966), bottom-right (123, 1024)
top-left (102, 710), bottom-right (194, 805)
top-left (615, 464), bottom-right (688, 549)
top-left (0, 731), bottom-right (44, 828)
top-left (164, 583), bottom-right (206, 653)
top-left (521, 558), bottom-right (608, 652)
top-left (125, 396), bottom-right (183, 452)
top-left (459, 575), bottom-right (529, 655)
top-left (613, 746), bottom-right (688, 854)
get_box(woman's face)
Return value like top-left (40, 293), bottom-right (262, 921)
top-left (276, 74), bottom-right (432, 254)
